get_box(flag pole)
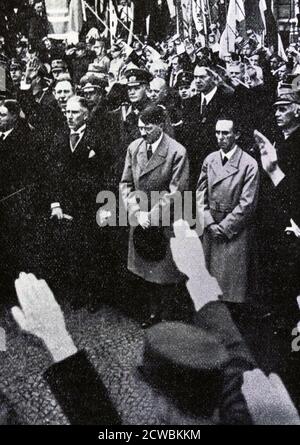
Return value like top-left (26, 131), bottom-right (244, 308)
top-left (83, 1), bottom-right (110, 33)
top-left (84, 0), bottom-right (144, 46)
top-left (235, 0), bottom-right (245, 19)
top-left (107, 5), bottom-right (145, 45)
top-left (206, 0), bottom-right (212, 28)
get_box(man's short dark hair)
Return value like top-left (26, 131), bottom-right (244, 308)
top-left (0, 100), bottom-right (20, 117)
top-left (216, 114), bottom-right (240, 133)
top-left (139, 105), bottom-right (166, 126)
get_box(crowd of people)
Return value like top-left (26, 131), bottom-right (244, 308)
top-left (0, 0), bottom-right (300, 426)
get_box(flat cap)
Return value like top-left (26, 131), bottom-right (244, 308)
top-left (87, 63), bottom-right (107, 78)
top-left (80, 74), bottom-right (108, 90)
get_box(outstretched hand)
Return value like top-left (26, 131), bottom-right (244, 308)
top-left (254, 130), bottom-right (285, 185)
top-left (12, 273), bottom-right (77, 363)
top-left (171, 220), bottom-right (221, 311)
top-left (242, 369), bottom-right (300, 425)
top-left (254, 130), bottom-right (278, 172)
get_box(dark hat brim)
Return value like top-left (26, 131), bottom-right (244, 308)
top-left (133, 226), bottom-right (168, 262)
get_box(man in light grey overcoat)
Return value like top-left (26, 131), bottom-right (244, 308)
top-left (197, 116), bottom-right (259, 304)
top-left (120, 105), bottom-right (189, 327)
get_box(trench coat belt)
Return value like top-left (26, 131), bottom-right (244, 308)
top-left (209, 201), bottom-right (233, 213)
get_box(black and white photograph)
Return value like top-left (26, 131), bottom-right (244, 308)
top-left (0, 0), bottom-right (299, 429)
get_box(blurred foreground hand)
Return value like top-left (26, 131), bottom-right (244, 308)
top-left (171, 219), bottom-right (221, 311)
top-left (242, 369), bottom-right (300, 425)
top-left (12, 273), bottom-right (77, 363)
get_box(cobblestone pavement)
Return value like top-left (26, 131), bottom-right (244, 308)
top-left (0, 302), bottom-right (203, 425)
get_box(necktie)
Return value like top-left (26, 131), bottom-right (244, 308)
top-left (70, 133), bottom-right (80, 151)
top-left (201, 96), bottom-right (207, 115)
top-left (222, 155), bottom-right (229, 166)
top-left (147, 144), bottom-right (153, 161)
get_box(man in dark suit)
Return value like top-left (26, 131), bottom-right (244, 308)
top-left (180, 65), bottom-right (234, 191)
top-left (18, 74), bottom-right (74, 146)
top-left (0, 99), bottom-right (40, 302)
top-left (46, 96), bottom-right (112, 309)
top-left (254, 82), bottom-right (300, 327)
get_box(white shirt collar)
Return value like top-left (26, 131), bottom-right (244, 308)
top-left (220, 144), bottom-right (238, 161)
top-left (202, 86), bottom-right (217, 105)
top-left (148, 132), bottom-right (164, 154)
top-left (70, 124), bottom-right (86, 135)
top-left (0, 128), bottom-right (14, 140)
top-left (282, 125), bottom-right (300, 140)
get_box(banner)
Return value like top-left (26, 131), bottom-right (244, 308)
top-left (181, 0), bottom-right (193, 38)
top-left (192, 0), bottom-right (209, 37)
top-left (219, 0), bottom-right (245, 59)
top-left (166, 0), bottom-right (176, 19)
top-left (69, 0), bottom-right (84, 33)
top-left (46, 0), bottom-right (84, 41)
top-left (244, 0), bottom-right (266, 35)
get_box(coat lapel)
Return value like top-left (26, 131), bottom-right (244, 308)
top-left (212, 146), bottom-right (243, 187)
top-left (137, 139), bottom-right (148, 173)
top-left (139, 134), bottom-right (168, 178)
top-left (71, 129), bottom-right (93, 159)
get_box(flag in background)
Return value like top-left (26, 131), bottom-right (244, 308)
top-left (45, 0), bottom-right (70, 38)
top-left (69, 0), bottom-right (84, 34)
top-left (209, 0), bottom-right (220, 24)
top-left (181, 0), bottom-right (193, 38)
top-left (264, 0), bottom-right (287, 60)
top-left (166, 0), bottom-right (176, 19)
top-left (132, 0), bottom-right (151, 36)
top-left (192, 0), bottom-right (208, 38)
top-left (0, 64), bottom-right (6, 93)
top-left (46, 0), bottom-right (85, 41)
top-left (109, 0), bottom-right (118, 42)
top-left (244, 0), bottom-right (266, 35)
top-left (219, 0), bottom-right (245, 59)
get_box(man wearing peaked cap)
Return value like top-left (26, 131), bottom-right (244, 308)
top-left (124, 67), bottom-right (153, 86)
top-left (255, 76), bottom-right (300, 332)
top-left (109, 65), bottom-right (153, 184)
top-left (9, 58), bottom-right (25, 90)
top-left (175, 71), bottom-right (194, 100)
top-left (51, 59), bottom-right (68, 81)
top-left (79, 73), bottom-right (111, 133)
top-left (274, 82), bottom-right (300, 106)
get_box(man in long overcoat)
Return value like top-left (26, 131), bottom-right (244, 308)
top-left (197, 116), bottom-right (259, 305)
top-left (120, 105), bottom-right (189, 327)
